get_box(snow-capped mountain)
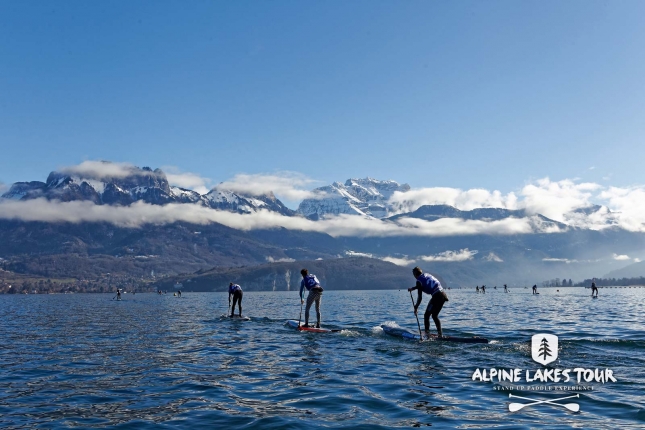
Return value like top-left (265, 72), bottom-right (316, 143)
top-left (204, 189), bottom-right (294, 215)
top-left (297, 178), bottom-right (410, 219)
top-left (1, 166), bottom-right (294, 216)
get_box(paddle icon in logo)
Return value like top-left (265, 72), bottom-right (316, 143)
top-left (531, 334), bottom-right (558, 365)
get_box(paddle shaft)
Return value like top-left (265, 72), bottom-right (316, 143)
top-left (409, 290), bottom-right (423, 338)
top-left (298, 298), bottom-right (303, 327)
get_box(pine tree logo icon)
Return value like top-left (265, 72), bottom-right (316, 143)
top-left (531, 334), bottom-right (558, 365)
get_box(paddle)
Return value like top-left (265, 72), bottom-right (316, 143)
top-left (508, 393), bottom-right (579, 412)
top-left (298, 298), bottom-right (304, 328)
top-left (409, 290), bottom-right (423, 340)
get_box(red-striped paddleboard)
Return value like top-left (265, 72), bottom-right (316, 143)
top-left (287, 320), bottom-right (339, 333)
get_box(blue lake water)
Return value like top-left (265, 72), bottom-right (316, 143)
top-left (1, 287), bottom-right (644, 429)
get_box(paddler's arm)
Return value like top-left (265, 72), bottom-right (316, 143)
top-left (408, 283), bottom-right (423, 314)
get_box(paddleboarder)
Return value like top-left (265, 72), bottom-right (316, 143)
top-left (591, 281), bottom-right (598, 297)
top-left (481, 285), bottom-right (486, 294)
top-left (476, 285), bottom-right (480, 293)
top-left (116, 288), bottom-right (121, 301)
top-left (299, 268), bottom-right (323, 328)
top-left (532, 284), bottom-right (538, 294)
top-left (408, 267), bottom-right (449, 338)
top-left (228, 283), bottom-right (243, 317)
top-left (504, 284), bottom-right (509, 293)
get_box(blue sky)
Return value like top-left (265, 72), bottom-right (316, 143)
top-left (1, 1), bottom-right (644, 195)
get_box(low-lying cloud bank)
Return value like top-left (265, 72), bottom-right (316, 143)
top-left (420, 248), bottom-right (478, 263)
top-left (388, 178), bottom-right (645, 232)
top-left (0, 198), bottom-right (545, 238)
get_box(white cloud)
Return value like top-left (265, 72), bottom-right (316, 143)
top-left (0, 199), bottom-right (553, 238)
top-left (483, 252), bottom-right (503, 262)
top-left (265, 256), bottom-right (296, 263)
top-left (389, 187), bottom-right (518, 214)
top-left (589, 166), bottom-right (596, 170)
top-left (0, 182), bottom-right (7, 195)
top-left (388, 177), bottom-right (645, 232)
top-left (542, 258), bottom-right (578, 264)
top-left (420, 249), bottom-right (478, 263)
top-left (345, 250), bottom-right (373, 258)
top-left (634, 258), bottom-right (642, 263)
top-left (162, 167), bottom-right (212, 195)
top-left (597, 186), bottom-right (645, 232)
top-left (612, 253), bottom-right (631, 261)
top-left (520, 178), bottom-right (601, 222)
top-left (215, 172), bottom-right (320, 201)
top-left (59, 161), bottom-right (147, 180)
top-left (382, 256), bottom-right (416, 266)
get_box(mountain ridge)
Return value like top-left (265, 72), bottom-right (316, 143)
top-left (2, 165), bottom-right (294, 216)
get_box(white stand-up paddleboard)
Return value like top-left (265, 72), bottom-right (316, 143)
top-left (381, 325), bottom-right (488, 344)
top-left (226, 315), bottom-right (250, 321)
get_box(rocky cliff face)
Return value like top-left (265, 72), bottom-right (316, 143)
top-left (297, 177), bottom-right (410, 219)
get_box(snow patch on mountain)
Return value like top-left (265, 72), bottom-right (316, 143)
top-left (297, 178), bottom-right (410, 219)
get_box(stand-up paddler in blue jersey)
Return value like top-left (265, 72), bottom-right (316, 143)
top-left (408, 267), bottom-right (449, 338)
top-left (228, 283), bottom-right (243, 317)
top-left (300, 268), bottom-right (324, 328)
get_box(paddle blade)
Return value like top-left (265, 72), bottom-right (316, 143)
top-left (508, 403), bottom-right (525, 412)
top-left (564, 403), bottom-right (580, 412)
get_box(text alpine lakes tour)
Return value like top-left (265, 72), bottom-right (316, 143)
top-left (471, 368), bottom-right (617, 384)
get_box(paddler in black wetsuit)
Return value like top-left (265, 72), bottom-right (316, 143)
top-left (408, 267), bottom-right (449, 338)
top-left (504, 284), bottom-right (508, 293)
top-left (481, 285), bottom-right (486, 294)
top-left (591, 281), bottom-right (598, 297)
top-left (532, 285), bottom-right (538, 294)
top-left (228, 283), bottom-right (243, 317)
top-left (116, 288), bottom-right (121, 300)
top-left (300, 269), bottom-right (323, 328)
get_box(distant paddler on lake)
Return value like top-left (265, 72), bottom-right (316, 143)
top-left (228, 283), bottom-right (243, 317)
top-left (408, 266), bottom-right (448, 339)
top-left (591, 280), bottom-right (598, 298)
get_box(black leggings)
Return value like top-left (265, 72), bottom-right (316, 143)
top-left (424, 293), bottom-right (447, 336)
top-left (231, 290), bottom-right (243, 315)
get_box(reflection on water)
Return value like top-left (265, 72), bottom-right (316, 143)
top-left (0, 288), bottom-right (644, 429)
